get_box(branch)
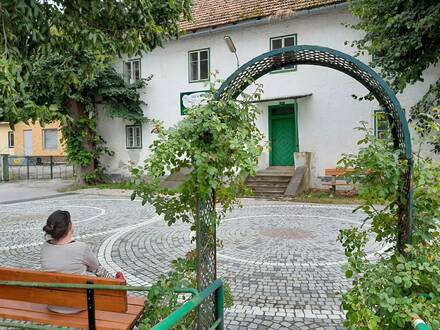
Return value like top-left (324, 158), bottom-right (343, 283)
top-left (0, 8), bottom-right (5, 56)
top-left (0, 3), bottom-right (7, 57)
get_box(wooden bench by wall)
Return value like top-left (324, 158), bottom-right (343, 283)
top-left (0, 267), bottom-right (145, 330)
top-left (322, 168), bottom-right (354, 193)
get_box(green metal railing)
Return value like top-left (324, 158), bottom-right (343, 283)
top-left (152, 278), bottom-right (224, 330)
top-left (0, 279), bottom-right (224, 330)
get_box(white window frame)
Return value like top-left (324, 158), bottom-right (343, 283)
top-left (126, 125), bottom-right (142, 149)
top-left (188, 48), bottom-right (210, 82)
top-left (42, 129), bottom-right (58, 150)
top-left (270, 34), bottom-right (297, 72)
top-left (123, 58), bottom-right (141, 85)
top-left (8, 131), bottom-right (14, 148)
top-left (374, 110), bottom-right (390, 140)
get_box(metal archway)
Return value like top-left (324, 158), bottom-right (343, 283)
top-left (217, 45), bottom-right (413, 248)
top-left (196, 45), bottom-right (413, 328)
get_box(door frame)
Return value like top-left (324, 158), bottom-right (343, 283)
top-left (268, 103), bottom-right (299, 166)
top-left (23, 129), bottom-right (33, 156)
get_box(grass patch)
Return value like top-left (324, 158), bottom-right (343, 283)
top-left (59, 181), bottom-right (134, 192)
top-left (286, 189), bottom-right (361, 205)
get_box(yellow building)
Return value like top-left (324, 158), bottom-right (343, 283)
top-left (4, 121), bottom-right (65, 156)
top-left (0, 122), bottom-right (15, 155)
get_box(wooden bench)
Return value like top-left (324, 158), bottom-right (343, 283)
top-left (322, 168), bottom-right (354, 193)
top-left (0, 267), bottom-right (145, 330)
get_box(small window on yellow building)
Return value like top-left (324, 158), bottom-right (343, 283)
top-left (43, 129), bottom-right (58, 150)
top-left (8, 131), bottom-right (14, 148)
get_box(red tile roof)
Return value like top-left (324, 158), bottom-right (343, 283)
top-left (180, 0), bottom-right (346, 32)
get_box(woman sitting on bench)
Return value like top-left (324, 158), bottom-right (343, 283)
top-left (41, 210), bottom-right (99, 314)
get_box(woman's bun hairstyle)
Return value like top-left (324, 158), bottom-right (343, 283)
top-left (43, 210), bottom-right (71, 240)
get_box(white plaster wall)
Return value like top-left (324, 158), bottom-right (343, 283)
top-left (98, 6), bottom-right (440, 186)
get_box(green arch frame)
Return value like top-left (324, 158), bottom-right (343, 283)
top-left (215, 45), bottom-right (413, 249)
top-left (196, 46), bottom-right (414, 326)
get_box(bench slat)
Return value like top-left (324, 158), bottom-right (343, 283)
top-left (0, 267), bottom-right (127, 312)
top-left (0, 297), bottom-right (144, 330)
top-left (0, 287), bottom-right (127, 313)
top-left (324, 168), bottom-right (354, 176)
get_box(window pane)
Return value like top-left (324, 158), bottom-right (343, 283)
top-left (200, 50), bottom-right (208, 60)
top-left (191, 60), bottom-right (199, 81)
top-left (8, 131), bottom-right (14, 147)
top-left (377, 121), bottom-right (388, 131)
top-left (129, 127), bottom-right (134, 147)
top-left (200, 59), bottom-right (209, 80)
top-left (133, 61), bottom-right (140, 81)
top-left (135, 127), bottom-right (141, 147)
top-left (271, 38), bottom-right (282, 49)
top-left (190, 52), bottom-right (198, 62)
top-left (44, 130), bottom-right (57, 150)
top-left (284, 36), bottom-right (296, 47)
top-left (375, 111), bottom-right (390, 139)
top-left (124, 62), bottom-right (131, 83)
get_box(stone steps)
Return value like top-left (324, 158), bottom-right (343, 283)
top-left (246, 167), bottom-right (294, 197)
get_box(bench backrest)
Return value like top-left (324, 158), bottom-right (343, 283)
top-left (0, 267), bottom-right (128, 312)
top-left (325, 168), bottom-right (354, 177)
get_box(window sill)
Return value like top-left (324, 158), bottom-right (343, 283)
top-left (189, 79), bottom-right (210, 84)
top-left (126, 147), bottom-right (142, 150)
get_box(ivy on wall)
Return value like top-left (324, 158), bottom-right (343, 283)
top-left (31, 55), bottom-right (150, 183)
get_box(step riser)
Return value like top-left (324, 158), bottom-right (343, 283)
top-left (247, 184), bottom-right (289, 189)
top-left (249, 187), bottom-right (286, 193)
top-left (250, 192), bottom-right (284, 197)
top-left (246, 176), bottom-right (291, 183)
top-left (256, 172), bottom-right (293, 177)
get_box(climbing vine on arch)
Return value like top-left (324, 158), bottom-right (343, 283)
top-left (130, 79), bottom-right (265, 327)
top-left (337, 124), bottom-right (440, 329)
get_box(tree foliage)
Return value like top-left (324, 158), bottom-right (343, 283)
top-left (348, 0), bottom-right (440, 151)
top-left (0, 0), bottom-right (191, 182)
top-left (338, 124), bottom-right (440, 329)
top-left (0, 0), bottom-right (191, 120)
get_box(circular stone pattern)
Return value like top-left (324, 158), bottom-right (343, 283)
top-left (216, 205), bottom-right (383, 267)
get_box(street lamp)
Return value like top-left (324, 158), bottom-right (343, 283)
top-left (224, 36), bottom-right (240, 68)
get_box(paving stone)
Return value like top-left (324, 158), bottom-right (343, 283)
top-left (0, 197), bottom-right (385, 328)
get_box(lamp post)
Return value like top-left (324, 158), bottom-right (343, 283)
top-left (224, 36), bottom-right (240, 68)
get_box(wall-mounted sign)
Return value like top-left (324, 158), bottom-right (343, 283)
top-left (180, 90), bottom-right (210, 115)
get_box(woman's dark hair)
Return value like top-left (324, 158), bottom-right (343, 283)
top-left (43, 210), bottom-right (71, 240)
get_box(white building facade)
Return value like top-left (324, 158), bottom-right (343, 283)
top-left (98, 2), bottom-right (439, 187)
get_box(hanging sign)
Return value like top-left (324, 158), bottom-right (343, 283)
top-left (180, 90), bottom-right (210, 115)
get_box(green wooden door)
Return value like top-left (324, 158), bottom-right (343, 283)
top-left (269, 104), bottom-right (298, 166)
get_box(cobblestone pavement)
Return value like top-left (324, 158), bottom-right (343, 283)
top-left (0, 195), bottom-right (384, 329)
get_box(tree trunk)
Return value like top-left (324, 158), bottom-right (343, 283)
top-left (66, 100), bottom-right (97, 185)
